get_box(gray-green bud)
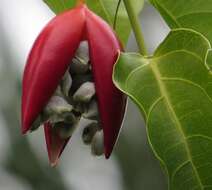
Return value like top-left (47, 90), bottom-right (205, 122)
top-left (75, 41), bottom-right (89, 63)
top-left (91, 130), bottom-right (104, 156)
top-left (44, 95), bottom-right (73, 115)
top-left (83, 99), bottom-right (99, 120)
top-left (73, 82), bottom-right (95, 103)
top-left (82, 121), bottom-right (99, 144)
top-left (60, 70), bottom-right (72, 97)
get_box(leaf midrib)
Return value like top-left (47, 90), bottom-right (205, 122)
top-left (156, 1), bottom-right (212, 19)
top-left (149, 61), bottom-right (204, 189)
top-left (176, 11), bottom-right (212, 20)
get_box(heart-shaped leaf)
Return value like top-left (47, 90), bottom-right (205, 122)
top-left (113, 28), bottom-right (212, 189)
top-left (43, 0), bottom-right (144, 45)
top-left (149, 0), bottom-right (212, 44)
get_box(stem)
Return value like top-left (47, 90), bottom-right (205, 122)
top-left (123, 0), bottom-right (147, 55)
top-left (113, 0), bottom-right (122, 29)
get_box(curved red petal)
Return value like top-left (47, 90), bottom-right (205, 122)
top-left (44, 123), bottom-right (70, 166)
top-left (85, 8), bottom-right (127, 158)
top-left (22, 6), bottom-right (86, 133)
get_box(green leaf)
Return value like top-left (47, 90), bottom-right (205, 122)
top-left (43, 0), bottom-right (76, 14)
top-left (113, 28), bottom-right (212, 190)
top-left (43, 0), bottom-right (144, 45)
top-left (149, 0), bottom-right (212, 45)
top-left (90, 0), bottom-right (144, 45)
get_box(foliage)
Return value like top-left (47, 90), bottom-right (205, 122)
top-left (43, 0), bottom-right (144, 44)
top-left (149, 0), bottom-right (212, 44)
top-left (113, 29), bottom-right (212, 189)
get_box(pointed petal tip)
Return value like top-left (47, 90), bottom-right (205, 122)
top-left (48, 151), bottom-right (60, 168)
top-left (50, 159), bottom-right (59, 167)
top-left (104, 148), bottom-right (112, 159)
top-left (21, 117), bottom-right (31, 134)
top-left (21, 126), bottom-right (29, 135)
top-left (105, 154), bottom-right (110, 159)
top-left (44, 123), bottom-right (70, 167)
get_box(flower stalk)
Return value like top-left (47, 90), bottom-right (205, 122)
top-left (123, 0), bottom-right (148, 55)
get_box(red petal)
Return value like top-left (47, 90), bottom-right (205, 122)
top-left (21, 5), bottom-right (86, 133)
top-left (85, 8), bottom-right (127, 158)
top-left (44, 123), bottom-right (70, 166)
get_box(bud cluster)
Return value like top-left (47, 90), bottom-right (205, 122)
top-left (32, 41), bottom-right (104, 156)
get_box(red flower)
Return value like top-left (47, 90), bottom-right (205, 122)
top-left (22, 4), bottom-right (126, 166)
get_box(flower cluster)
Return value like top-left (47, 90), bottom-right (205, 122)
top-left (21, 4), bottom-right (126, 166)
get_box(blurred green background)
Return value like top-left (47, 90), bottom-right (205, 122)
top-left (0, 1), bottom-right (169, 189)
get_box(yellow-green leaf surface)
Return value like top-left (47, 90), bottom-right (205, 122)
top-left (113, 28), bottom-right (212, 190)
top-left (149, 0), bottom-right (212, 45)
top-left (43, 0), bottom-right (144, 45)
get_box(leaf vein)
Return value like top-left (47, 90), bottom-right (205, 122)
top-left (149, 62), bottom-right (204, 189)
top-left (161, 77), bottom-right (212, 104)
top-left (176, 11), bottom-right (212, 20)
